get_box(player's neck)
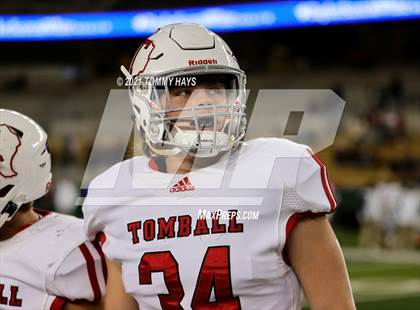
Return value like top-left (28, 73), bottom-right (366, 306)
top-left (164, 152), bottom-right (228, 174)
top-left (165, 154), bottom-right (194, 174)
top-left (0, 208), bottom-right (40, 241)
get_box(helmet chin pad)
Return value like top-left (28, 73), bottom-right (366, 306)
top-left (173, 129), bottom-right (230, 149)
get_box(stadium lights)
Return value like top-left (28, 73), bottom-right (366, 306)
top-left (0, 0), bottom-right (420, 41)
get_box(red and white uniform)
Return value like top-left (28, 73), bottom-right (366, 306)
top-left (0, 210), bottom-right (106, 310)
top-left (83, 138), bottom-right (337, 310)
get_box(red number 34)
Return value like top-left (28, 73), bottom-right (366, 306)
top-left (139, 246), bottom-right (241, 310)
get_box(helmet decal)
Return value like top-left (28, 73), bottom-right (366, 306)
top-left (130, 39), bottom-right (155, 75)
top-left (0, 124), bottom-right (22, 178)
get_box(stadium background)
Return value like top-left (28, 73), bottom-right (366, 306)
top-left (1, 1), bottom-right (419, 308)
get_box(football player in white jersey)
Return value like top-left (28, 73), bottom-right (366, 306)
top-left (0, 109), bottom-right (106, 310)
top-left (83, 23), bottom-right (355, 309)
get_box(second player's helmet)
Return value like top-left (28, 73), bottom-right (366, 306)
top-left (0, 109), bottom-right (52, 228)
top-left (122, 23), bottom-right (247, 158)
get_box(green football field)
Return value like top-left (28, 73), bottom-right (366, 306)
top-left (348, 260), bottom-right (420, 309)
top-left (303, 246), bottom-right (420, 309)
top-left (301, 227), bottom-right (420, 309)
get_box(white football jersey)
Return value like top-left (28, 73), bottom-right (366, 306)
top-left (0, 210), bottom-right (106, 310)
top-left (83, 138), bottom-right (337, 310)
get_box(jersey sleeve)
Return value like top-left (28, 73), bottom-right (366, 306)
top-left (279, 146), bottom-right (338, 264)
top-left (44, 296), bottom-right (67, 310)
top-left (82, 160), bottom-right (125, 242)
top-left (293, 147), bottom-right (337, 213)
top-left (82, 201), bottom-right (105, 242)
top-left (46, 241), bottom-right (107, 302)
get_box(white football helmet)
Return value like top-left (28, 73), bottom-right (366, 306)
top-left (0, 109), bottom-right (52, 228)
top-left (121, 23), bottom-right (247, 158)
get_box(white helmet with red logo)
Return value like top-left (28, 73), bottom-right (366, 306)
top-left (121, 23), bottom-right (247, 158)
top-left (0, 109), bottom-right (52, 228)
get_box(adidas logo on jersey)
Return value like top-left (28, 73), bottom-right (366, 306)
top-left (170, 177), bottom-right (195, 193)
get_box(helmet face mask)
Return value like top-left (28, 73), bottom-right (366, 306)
top-left (0, 110), bottom-right (52, 228)
top-left (123, 23), bottom-right (247, 158)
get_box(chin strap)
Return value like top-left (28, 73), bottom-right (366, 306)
top-left (120, 65), bottom-right (132, 80)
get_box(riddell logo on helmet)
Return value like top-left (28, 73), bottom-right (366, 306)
top-left (188, 59), bottom-right (218, 66)
top-left (170, 177), bottom-right (195, 193)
